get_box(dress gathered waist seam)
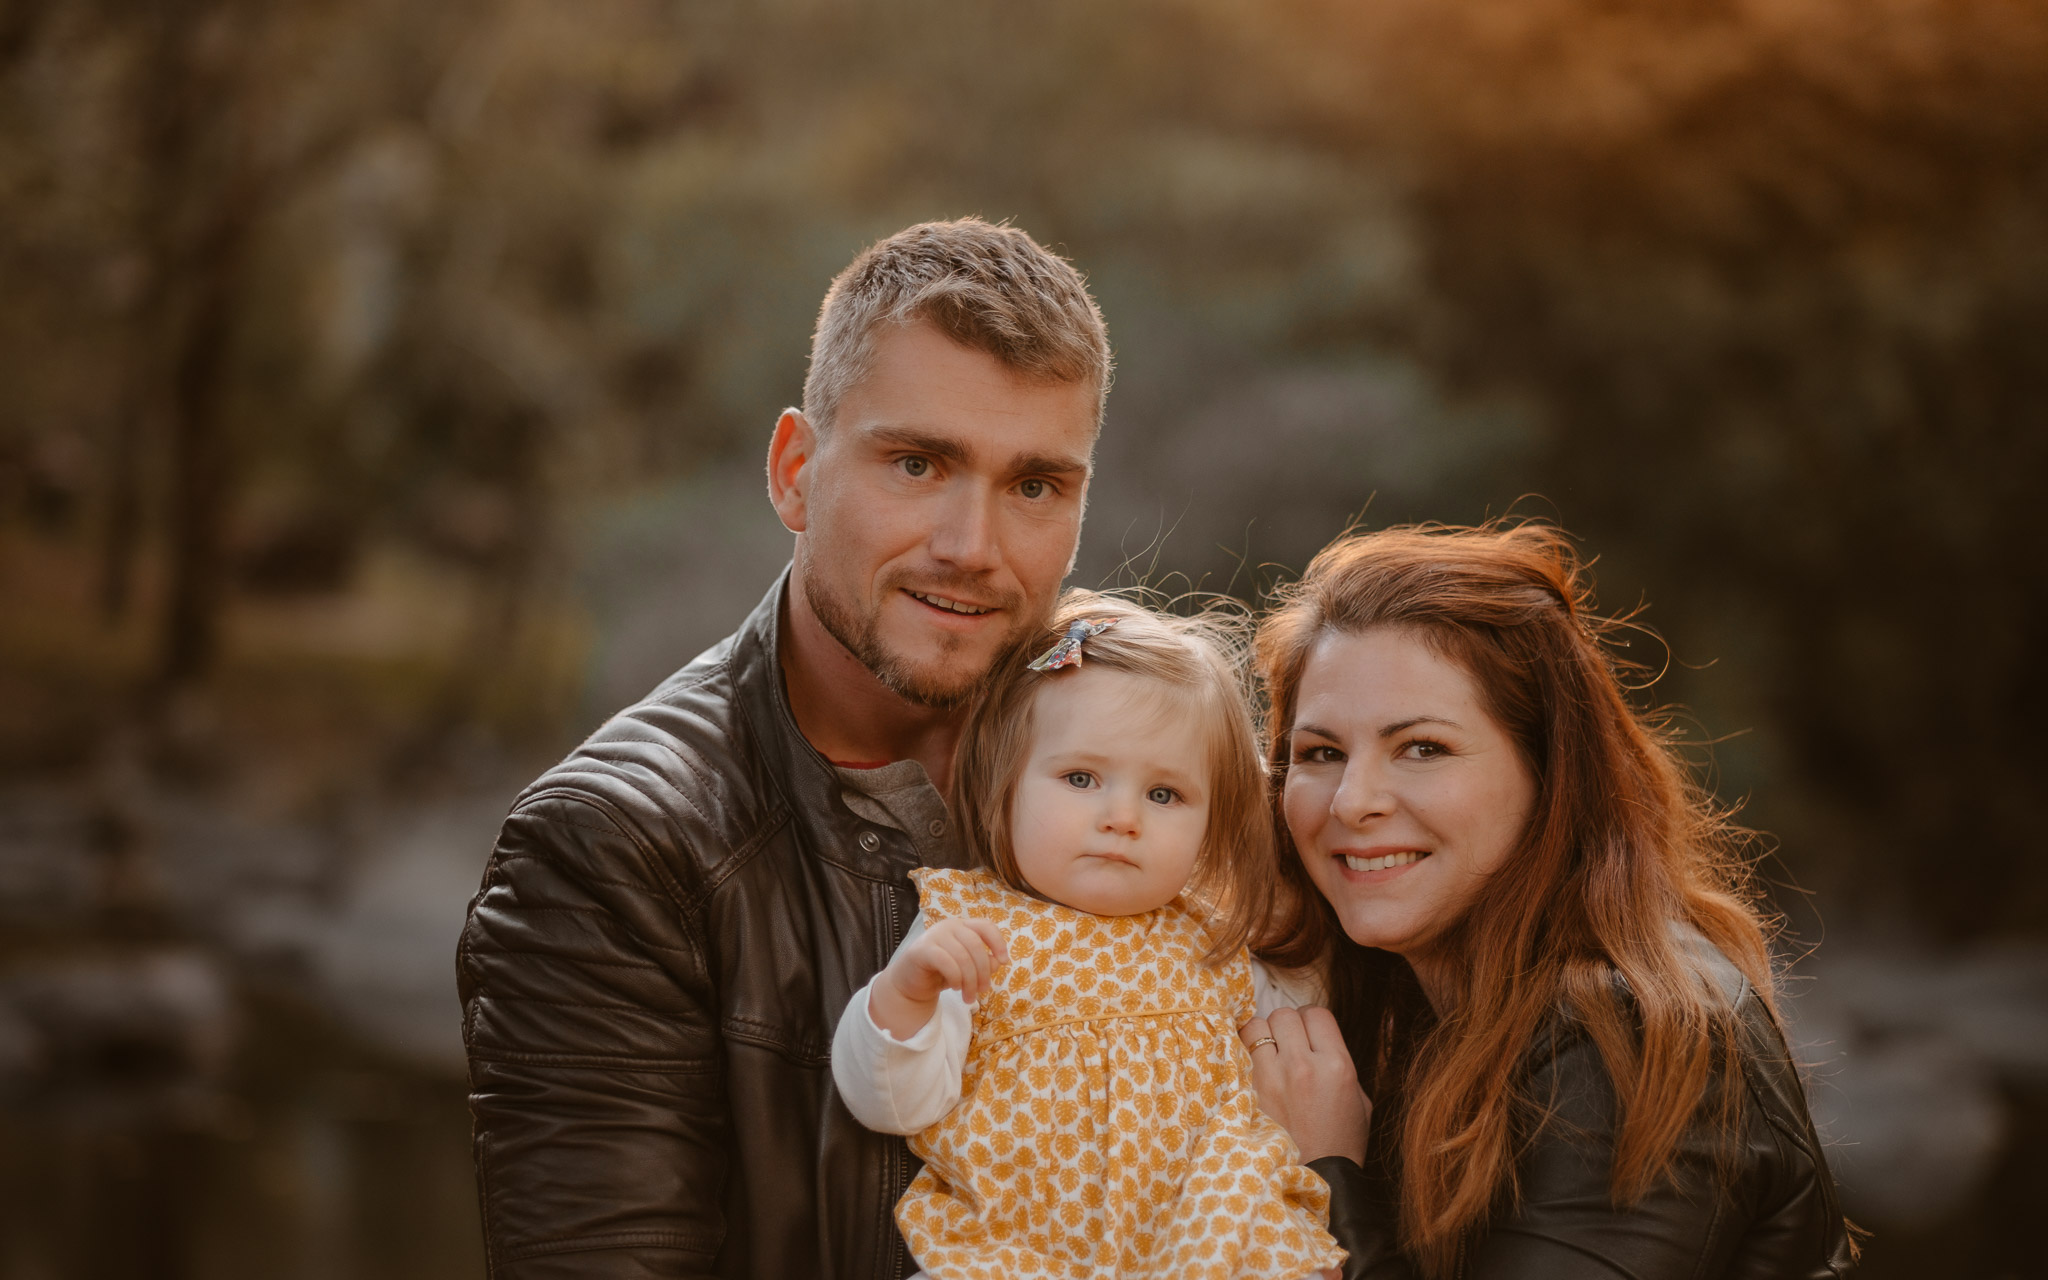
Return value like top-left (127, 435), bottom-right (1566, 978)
top-left (976, 1003), bottom-right (1235, 1046)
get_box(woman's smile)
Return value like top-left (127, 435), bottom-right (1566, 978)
top-left (1332, 846), bottom-right (1431, 877)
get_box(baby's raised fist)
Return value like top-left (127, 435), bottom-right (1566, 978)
top-left (884, 917), bottom-right (1011, 1008)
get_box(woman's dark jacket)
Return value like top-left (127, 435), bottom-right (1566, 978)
top-left (1309, 936), bottom-right (1856, 1279)
top-left (458, 573), bottom-right (958, 1280)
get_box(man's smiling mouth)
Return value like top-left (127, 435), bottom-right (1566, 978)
top-left (907, 590), bottom-right (995, 616)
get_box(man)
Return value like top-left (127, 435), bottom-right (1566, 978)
top-left (458, 219), bottom-right (1112, 1279)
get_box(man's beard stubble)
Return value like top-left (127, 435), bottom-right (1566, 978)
top-left (803, 569), bottom-right (1030, 711)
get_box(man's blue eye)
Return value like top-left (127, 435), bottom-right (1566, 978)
top-left (902, 457), bottom-right (930, 477)
top-left (1019, 478), bottom-right (1047, 499)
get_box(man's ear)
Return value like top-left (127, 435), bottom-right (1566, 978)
top-left (766, 408), bottom-right (817, 533)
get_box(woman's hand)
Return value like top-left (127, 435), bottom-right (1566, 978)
top-left (1240, 1005), bottom-right (1371, 1167)
top-left (868, 917), bottom-right (1009, 1040)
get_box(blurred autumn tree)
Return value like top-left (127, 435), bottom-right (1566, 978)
top-left (2, 0), bottom-right (755, 774)
top-left (1231, 0), bottom-right (2048, 933)
top-left (2, 0), bottom-right (2043, 931)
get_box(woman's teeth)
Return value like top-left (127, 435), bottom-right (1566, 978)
top-left (1344, 851), bottom-right (1426, 872)
top-left (910, 591), bottom-right (992, 615)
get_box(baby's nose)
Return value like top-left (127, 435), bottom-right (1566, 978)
top-left (1099, 795), bottom-right (1142, 834)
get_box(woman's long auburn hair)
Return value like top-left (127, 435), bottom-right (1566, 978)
top-left (1254, 521), bottom-right (1778, 1278)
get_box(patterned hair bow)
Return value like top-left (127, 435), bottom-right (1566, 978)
top-left (1027, 617), bottom-right (1117, 671)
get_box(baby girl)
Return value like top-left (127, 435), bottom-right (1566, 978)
top-left (831, 591), bottom-right (1342, 1280)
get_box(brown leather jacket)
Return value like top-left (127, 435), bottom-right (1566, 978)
top-left (1312, 935), bottom-right (1856, 1279)
top-left (459, 572), bottom-right (962, 1279)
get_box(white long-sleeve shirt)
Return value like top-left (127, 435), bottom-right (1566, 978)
top-left (830, 910), bottom-right (1325, 1136)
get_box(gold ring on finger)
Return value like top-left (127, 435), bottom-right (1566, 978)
top-left (1248, 1036), bottom-right (1279, 1052)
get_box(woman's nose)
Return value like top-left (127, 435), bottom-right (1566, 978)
top-left (1331, 762), bottom-right (1393, 827)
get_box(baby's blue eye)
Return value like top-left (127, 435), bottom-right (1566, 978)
top-left (1147, 786), bottom-right (1177, 805)
top-left (1064, 772), bottom-right (1096, 789)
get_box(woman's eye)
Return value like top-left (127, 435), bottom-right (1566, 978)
top-left (1064, 772), bottom-right (1096, 789)
top-left (1401, 740), bottom-right (1447, 760)
top-left (1147, 786), bottom-right (1178, 805)
top-left (1294, 744), bottom-right (1342, 764)
top-left (900, 456), bottom-right (931, 478)
top-left (1018, 477), bottom-right (1049, 500)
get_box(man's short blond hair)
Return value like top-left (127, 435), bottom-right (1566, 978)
top-left (802, 218), bottom-right (1113, 432)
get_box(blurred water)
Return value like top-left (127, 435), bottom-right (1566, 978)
top-left (0, 770), bottom-right (500, 1278)
top-left (1786, 938), bottom-right (2048, 1236)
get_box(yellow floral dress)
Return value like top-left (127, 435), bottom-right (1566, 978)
top-left (898, 868), bottom-right (1344, 1280)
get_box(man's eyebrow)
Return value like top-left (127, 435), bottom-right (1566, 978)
top-left (862, 425), bottom-right (1089, 479)
top-left (1006, 449), bottom-right (1091, 478)
top-left (864, 425), bottom-right (969, 463)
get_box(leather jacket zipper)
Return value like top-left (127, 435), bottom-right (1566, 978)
top-left (880, 878), bottom-right (916, 1278)
top-left (883, 879), bottom-right (905, 955)
top-left (883, 885), bottom-right (911, 1222)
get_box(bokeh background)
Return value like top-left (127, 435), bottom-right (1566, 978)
top-left (3, 0), bottom-right (2045, 1275)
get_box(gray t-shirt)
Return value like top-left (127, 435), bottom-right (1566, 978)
top-left (834, 758), bottom-right (963, 869)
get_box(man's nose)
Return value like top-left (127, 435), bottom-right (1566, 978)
top-left (928, 483), bottom-right (1001, 574)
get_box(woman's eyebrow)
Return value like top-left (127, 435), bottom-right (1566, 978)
top-left (1380, 715), bottom-right (1463, 737)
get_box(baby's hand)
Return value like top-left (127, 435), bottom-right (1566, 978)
top-left (869, 917), bottom-right (1009, 1040)
top-left (888, 917), bottom-right (1009, 1005)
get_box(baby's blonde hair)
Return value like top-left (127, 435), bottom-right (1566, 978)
top-left (951, 589), bottom-right (1273, 961)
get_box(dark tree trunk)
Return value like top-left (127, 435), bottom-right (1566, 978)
top-left (132, 0), bottom-right (262, 692)
top-left (98, 398), bottom-right (147, 625)
top-left (158, 239), bottom-right (243, 688)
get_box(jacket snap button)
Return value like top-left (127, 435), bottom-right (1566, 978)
top-left (928, 819), bottom-right (945, 837)
top-left (858, 830), bottom-right (881, 852)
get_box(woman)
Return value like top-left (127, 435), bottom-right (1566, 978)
top-left (1238, 522), bottom-right (1855, 1279)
